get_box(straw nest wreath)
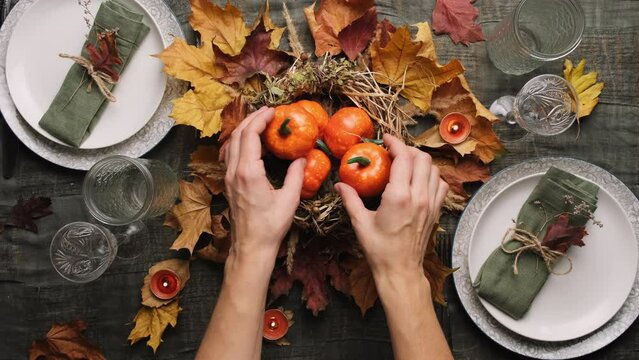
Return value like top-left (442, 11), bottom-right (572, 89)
top-left (251, 56), bottom-right (417, 236)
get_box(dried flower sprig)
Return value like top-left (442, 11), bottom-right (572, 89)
top-left (77, 0), bottom-right (94, 30)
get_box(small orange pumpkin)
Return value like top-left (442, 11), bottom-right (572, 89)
top-left (339, 143), bottom-right (391, 198)
top-left (264, 104), bottom-right (319, 160)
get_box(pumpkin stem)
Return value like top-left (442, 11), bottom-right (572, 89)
top-left (279, 118), bottom-right (292, 136)
top-left (315, 139), bottom-right (332, 156)
top-left (363, 138), bottom-right (384, 145)
top-left (347, 156), bottom-right (371, 167)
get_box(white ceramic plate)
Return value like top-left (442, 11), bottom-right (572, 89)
top-left (453, 158), bottom-right (639, 359)
top-left (468, 172), bottom-right (638, 342)
top-left (5, 0), bottom-right (166, 149)
top-left (0, 0), bottom-right (186, 170)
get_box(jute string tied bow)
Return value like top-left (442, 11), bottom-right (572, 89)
top-left (500, 227), bottom-right (573, 276)
top-left (58, 53), bottom-right (117, 102)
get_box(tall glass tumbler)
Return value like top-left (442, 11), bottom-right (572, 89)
top-left (486, 0), bottom-right (585, 75)
top-left (83, 156), bottom-right (179, 225)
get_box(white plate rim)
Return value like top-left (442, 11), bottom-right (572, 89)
top-left (453, 157), bottom-right (639, 359)
top-left (0, 0), bottom-right (188, 170)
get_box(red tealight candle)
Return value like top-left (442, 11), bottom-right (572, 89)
top-left (150, 269), bottom-right (181, 300)
top-left (439, 112), bottom-right (471, 145)
top-left (262, 309), bottom-right (289, 341)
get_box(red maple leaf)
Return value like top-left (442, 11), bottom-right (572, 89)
top-left (338, 8), bottom-right (378, 60)
top-left (4, 196), bottom-right (53, 233)
top-left (432, 0), bottom-right (485, 45)
top-left (375, 18), bottom-right (396, 48)
top-left (270, 238), bottom-right (351, 316)
top-left (86, 30), bottom-right (123, 81)
top-left (214, 21), bottom-right (290, 86)
top-left (542, 214), bottom-right (589, 253)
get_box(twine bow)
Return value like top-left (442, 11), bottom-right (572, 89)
top-left (59, 53), bottom-right (117, 102)
top-left (500, 227), bottom-right (573, 276)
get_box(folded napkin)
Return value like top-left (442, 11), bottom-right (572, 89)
top-left (473, 166), bottom-right (599, 319)
top-left (39, 0), bottom-right (150, 147)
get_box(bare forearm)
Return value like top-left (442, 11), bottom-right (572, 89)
top-left (196, 252), bottom-right (275, 360)
top-left (375, 271), bottom-right (453, 360)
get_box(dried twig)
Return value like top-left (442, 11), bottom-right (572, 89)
top-left (282, 2), bottom-right (304, 59)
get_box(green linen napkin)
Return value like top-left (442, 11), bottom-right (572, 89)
top-left (472, 166), bottom-right (599, 320)
top-left (38, 0), bottom-right (150, 147)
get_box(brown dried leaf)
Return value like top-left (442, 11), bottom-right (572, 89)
top-left (375, 18), bottom-right (396, 48)
top-left (370, 26), bottom-right (464, 111)
top-left (337, 8), bottom-right (378, 60)
top-left (141, 259), bottom-right (191, 308)
top-left (345, 257), bottom-right (378, 316)
top-left (29, 320), bottom-right (105, 360)
top-left (305, 0), bottom-right (374, 56)
top-left (253, 0), bottom-right (286, 49)
top-left (434, 156), bottom-right (490, 197)
top-left (220, 96), bottom-right (248, 144)
top-left (413, 77), bottom-right (503, 163)
top-left (168, 178), bottom-right (212, 254)
top-left (195, 209), bottom-right (231, 263)
top-left (128, 301), bottom-right (181, 353)
top-left (214, 21), bottom-right (291, 86)
top-left (424, 226), bottom-right (456, 305)
top-left (189, 145), bottom-right (226, 195)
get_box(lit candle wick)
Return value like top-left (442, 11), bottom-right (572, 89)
top-left (162, 280), bottom-right (169, 288)
top-left (450, 123), bottom-right (460, 133)
top-left (269, 318), bottom-right (278, 329)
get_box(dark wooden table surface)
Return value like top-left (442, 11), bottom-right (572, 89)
top-left (1, 0), bottom-right (638, 359)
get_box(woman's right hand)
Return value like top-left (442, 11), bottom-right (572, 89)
top-left (335, 134), bottom-right (449, 281)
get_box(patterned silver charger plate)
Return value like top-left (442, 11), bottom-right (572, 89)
top-left (0, 0), bottom-right (187, 170)
top-left (453, 157), bottom-right (639, 359)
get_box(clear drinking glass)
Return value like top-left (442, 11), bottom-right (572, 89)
top-left (486, 0), bottom-right (585, 75)
top-left (83, 156), bottom-right (179, 226)
top-left (492, 74), bottom-right (579, 140)
top-left (50, 222), bottom-right (117, 283)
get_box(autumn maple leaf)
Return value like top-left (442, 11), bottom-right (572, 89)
top-left (271, 238), bottom-right (350, 315)
top-left (166, 178), bottom-right (212, 254)
top-left (219, 95), bottom-right (248, 144)
top-left (432, 0), bottom-right (485, 45)
top-left (214, 21), bottom-right (291, 87)
top-left (189, 0), bottom-right (250, 56)
top-left (87, 30), bottom-right (123, 82)
top-left (128, 301), bottom-right (181, 353)
top-left (370, 26), bottom-right (464, 111)
top-left (189, 145), bottom-right (226, 195)
top-left (305, 0), bottom-right (375, 56)
top-left (542, 214), bottom-right (588, 253)
top-left (413, 76), bottom-right (504, 163)
top-left (338, 8), bottom-right (378, 60)
top-left (4, 196), bottom-right (53, 233)
top-left (563, 59), bottom-right (604, 118)
top-left (29, 320), bottom-right (105, 360)
top-left (434, 156), bottom-right (490, 197)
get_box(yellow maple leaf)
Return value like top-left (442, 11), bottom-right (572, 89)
top-left (189, 0), bottom-right (250, 56)
top-left (413, 22), bottom-right (437, 60)
top-left (141, 259), bottom-right (191, 308)
top-left (154, 38), bottom-right (225, 84)
top-left (563, 59), bottom-right (604, 118)
top-left (370, 26), bottom-right (464, 111)
top-left (168, 178), bottom-right (213, 254)
top-left (128, 301), bottom-right (181, 353)
top-left (253, 0), bottom-right (285, 49)
top-left (170, 79), bottom-right (233, 137)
